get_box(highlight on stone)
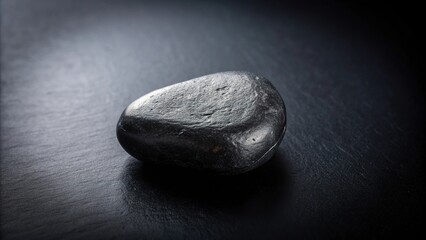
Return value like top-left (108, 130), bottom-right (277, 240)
top-left (116, 71), bottom-right (286, 175)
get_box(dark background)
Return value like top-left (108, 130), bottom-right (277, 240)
top-left (1, 0), bottom-right (424, 239)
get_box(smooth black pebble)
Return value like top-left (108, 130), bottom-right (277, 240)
top-left (117, 71), bottom-right (286, 175)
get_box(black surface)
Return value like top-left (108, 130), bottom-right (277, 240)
top-left (1, 0), bottom-right (424, 239)
top-left (117, 71), bottom-right (286, 175)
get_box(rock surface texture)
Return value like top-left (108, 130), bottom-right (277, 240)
top-left (117, 71), bottom-right (286, 175)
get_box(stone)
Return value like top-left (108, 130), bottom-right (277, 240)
top-left (116, 71), bottom-right (286, 175)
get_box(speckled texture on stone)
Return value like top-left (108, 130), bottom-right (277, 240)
top-left (117, 71), bottom-right (286, 175)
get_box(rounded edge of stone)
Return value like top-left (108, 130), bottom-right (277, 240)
top-left (116, 110), bottom-right (140, 161)
top-left (222, 124), bottom-right (286, 176)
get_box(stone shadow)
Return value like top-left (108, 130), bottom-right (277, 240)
top-left (121, 148), bottom-right (291, 215)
